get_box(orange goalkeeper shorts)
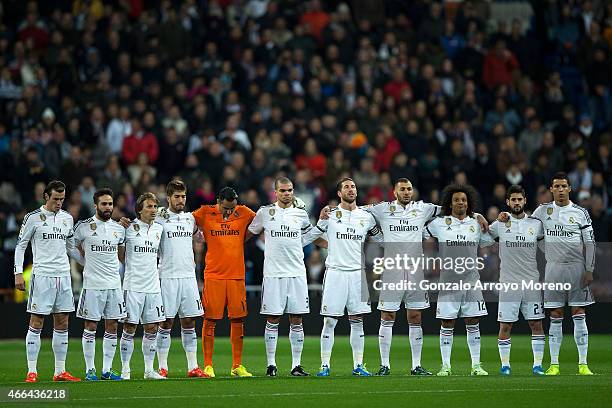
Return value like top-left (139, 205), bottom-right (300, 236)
top-left (203, 278), bottom-right (247, 320)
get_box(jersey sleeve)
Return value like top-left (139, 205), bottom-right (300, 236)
top-left (424, 202), bottom-right (441, 221)
top-left (66, 218), bottom-right (84, 265)
top-left (424, 219), bottom-right (438, 240)
top-left (579, 210), bottom-right (596, 272)
top-left (248, 208), bottom-right (265, 235)
top-left (118, 226), bottom-right (126, 245)
top-left (366, 214), bottom-right (383, 243)
top-left (488, 221), bottom-right (500, 239)
top-left (14, 213), bottom-right (36, 275)
top-left (479, 231), bottom-right (496, 247)
top-left (365, 202), bottom-right (383, 222)
top-left (531, 205), bottom-right (545, 221)
top-left (301, 212), bottom-right (323, 246)
top-left (192, 206), bottom-right (207, 230)
top-left (72, 221), bottom-right (84, 246)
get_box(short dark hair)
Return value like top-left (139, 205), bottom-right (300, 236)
top-left (550, 172), bottom-right (571, 187)
top-left (506, 184), bottom-right (525, 200)
top-left (394, 178), bottom-right (411, 187)
top-left (441, 183), bottom-right (479, 216)
top-left (44, 180), bottom-right (66, 199)
top-left (336, 177), bottom-right (354, 192)
top-left (135, 192), bottom-right (159, 217)
top-left (166, 178), bottom-right (186, 197)
top-left (274, 177), bottom-right (292, 189)
top-left (93, 188), bottom-right (114, 205)
top-left (217, 186), bottom-right (238, 202)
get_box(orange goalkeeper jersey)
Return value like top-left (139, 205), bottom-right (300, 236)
top-left (192, 204), bottom-right (256, 280)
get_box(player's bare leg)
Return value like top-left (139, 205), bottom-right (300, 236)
top-left (230, 317), bottom-right (252, 376)
top-left (408, 309), bottom-right (431, 375)
top-left (52, 313), bottom-right (79, 381)
top-left (264, 315), bottom-right (280, 376)
top-left (438, 319), bottom-right (455, 376)
top-left (546, 307), bottom-right (564, 375)
top-left (24, 314), bottom-right (44, 382)
top-left (317, 316), bottom-right (337, 376)
top-left (156, 317), bottom-right (173, 376)
top-left (377, 311), bottom-right (395, 375)
top-left (349, 314), bottom-right (370, 376)
top-left (571, 306), bottom-right (592, 375)
top-left (289, 314), bottom-right (308, 376)
top-left (498, 322), bottom-right (512, 374)
top-left (465, 317), bottom-right (487, 375)
top-left (528, 319), bottom-right (545, 374)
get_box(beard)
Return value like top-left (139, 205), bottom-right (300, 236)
top-left (97, 209), bottom-right (112, 221)
top-left (510, 204), bottom-right (525, 215)
top-left (342, 195), bottom-right (356, 204)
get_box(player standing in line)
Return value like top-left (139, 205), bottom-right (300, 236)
top-left (367, 178), bottom-right (439, 376)
top-left (424, 184), bottom-right (494, 376)
top-left (155, 179), bottom-right (208, 378)
top-left (14, 180), bottom-right (84, 383)
top-left (73, 188), bottom-right (126, 381)
top-left (488, 185), bottom-right (546, 375)
top-left (119, 192), bottom-right (166, 380)
top-left (315, 177), bottom-right (383, 377)
top-left (528, 173), bottom-right (595, 375)
top-left (193, 187), bottom-right (256, 378)
top-left (248, 177), bottom-right (326, 377)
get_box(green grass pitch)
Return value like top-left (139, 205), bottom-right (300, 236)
top-left (0, 335), bottom-right (610, 407)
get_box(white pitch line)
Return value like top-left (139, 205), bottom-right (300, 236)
top-left (70, 388), bottom-right (550, 401)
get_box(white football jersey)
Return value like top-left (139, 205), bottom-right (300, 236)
top-left (123, 218), bottom-right (163, 293)
top-left (367, 200), bottom-right (439, 259)
top-left (317, 206), bottom-right (381, 271)
top-left (156, 209), bottom-right (197, 279)
top-left (14, 206), bottom-right (76, 277)
top-left (73, 216), bottom-right (126, 290)
top-left (425, 215), bottom-right (495, 282)
top-left (531, 201), bottom-right (596, 271)
top-left (249, 203), bottom-right (319, 278)
top-left (489, 216), bottom-right (543, 283)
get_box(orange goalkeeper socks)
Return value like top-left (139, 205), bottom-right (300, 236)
top-left (203, 319), bottom-right (216, 367)
top-left (230, 320), bottom-right (244, 368)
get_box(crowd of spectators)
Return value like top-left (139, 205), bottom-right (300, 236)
top-left (0, 0), bottom-right (610, 295)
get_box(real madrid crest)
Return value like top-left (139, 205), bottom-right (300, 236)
top-left (90, 223), bottom-right (97, 231)
top-left (63, 220), bottom-right (67, 227)
top-left (411, 209), bottom-right (417, 217)
top-left (39, 214), bottom-right (46, 221)
top-left (360, 219), bottom-right (365, 227)
top-left (469, 225), bottom-right (475, 233)
top-left (528, 228), bottom-right (534, 235)
top-left (569, 216), bottom-right (575, 224)
top-left (156, 233), bottom-right (160, 240)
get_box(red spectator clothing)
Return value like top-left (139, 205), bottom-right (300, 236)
top-left (121, 131), bottom-right (159, 165)
top-left (300, 11), bottom-right (330, 42)
top-left (295, 154), bottom-right (327, 179)
top-left (18, 24), bottom-right (49, 50)
top-left (383, 80), bottom-right (411, 104)
top-left (482, 50), bottom-right (519, 90)
top-left (366, 185), bottom-right (394, 203)
top-left (374, 137), bottom-right (401, 172)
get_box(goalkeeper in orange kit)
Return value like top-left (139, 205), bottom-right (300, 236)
top-left (192, 187), bottom-right (256, 377)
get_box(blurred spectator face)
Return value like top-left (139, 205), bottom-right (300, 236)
top-left (592, 172), bottom-right (604, 187)
top-left (454, 172), bottom-right (467, 185)
top-left (493, 184), bottom-right (506, 200)
top-left (487, 206), bottom-right (500, 222)
top-left (81, 176), bottom-right (94, 189)
top-left (304, 138), bottom-right (317, 156)
top-left (542, 132), bottom-right (554, 148)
